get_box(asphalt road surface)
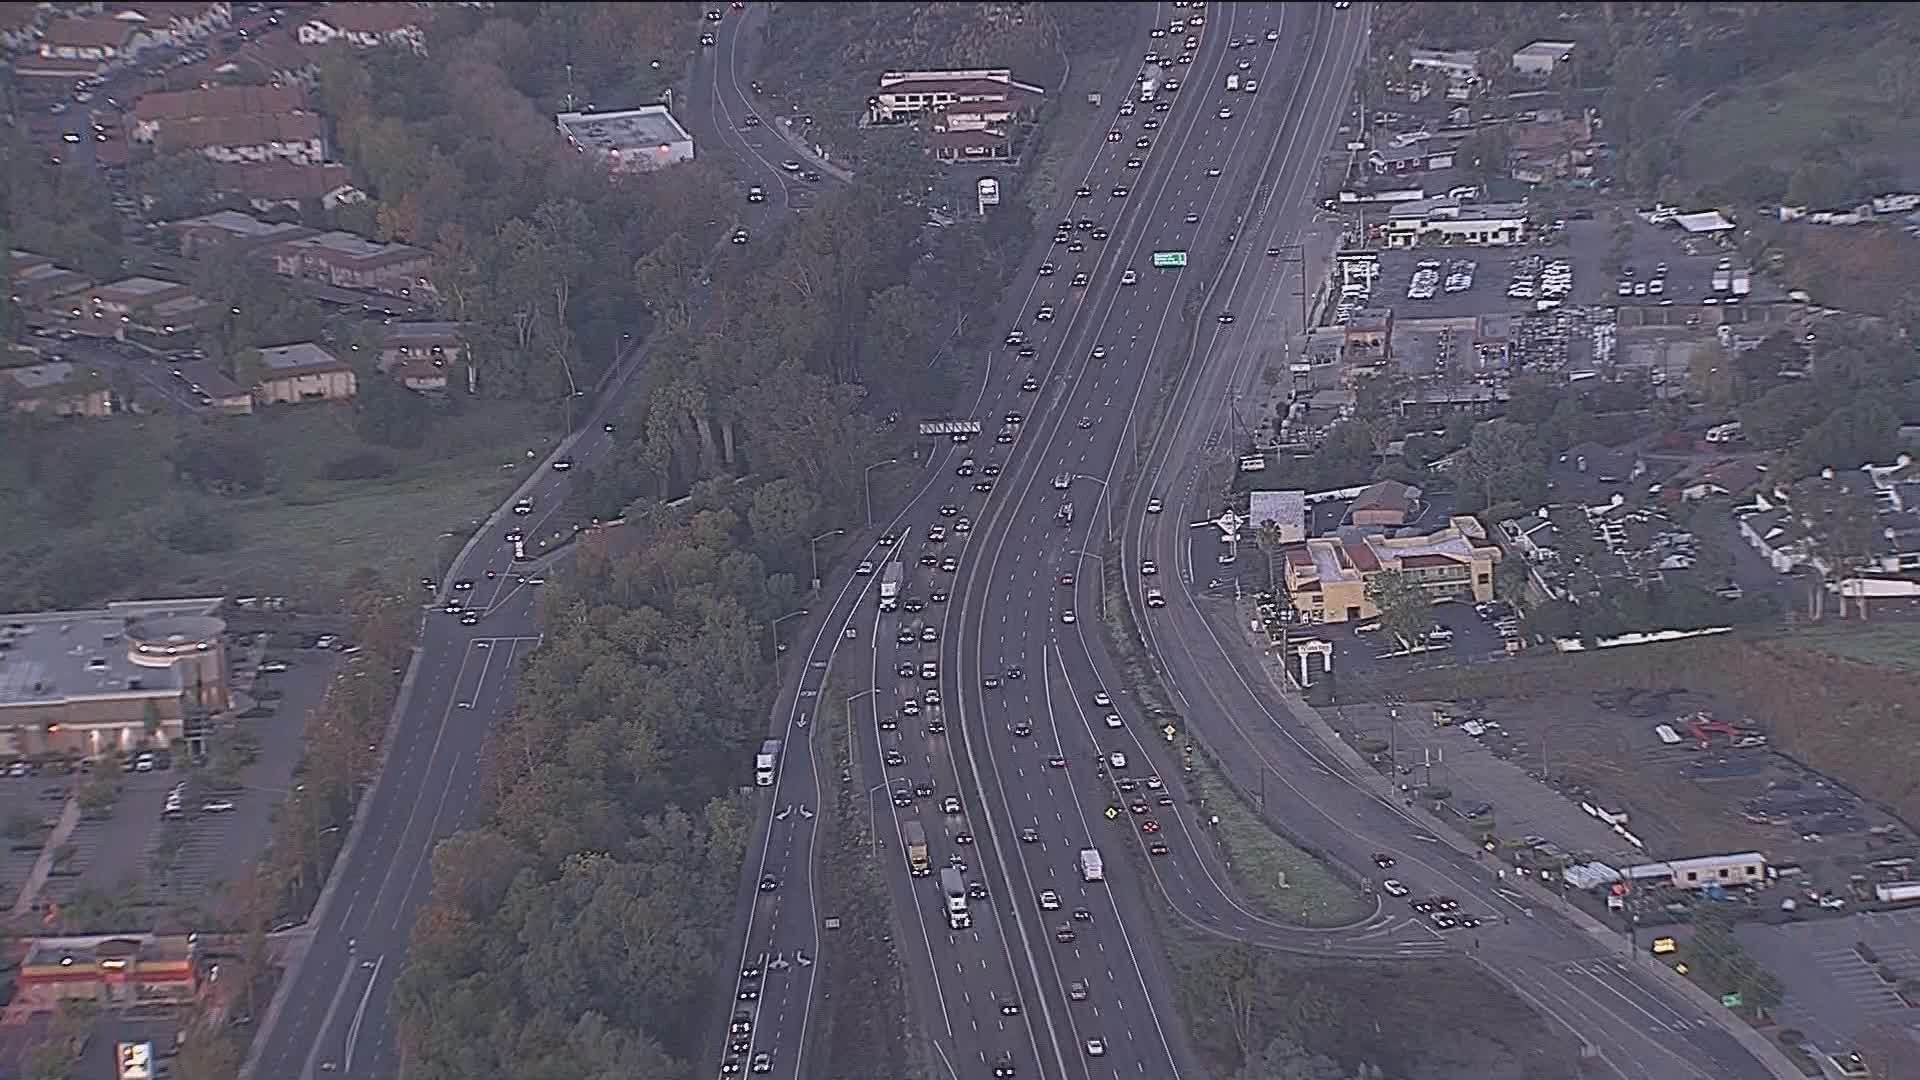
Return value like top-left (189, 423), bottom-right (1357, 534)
top-left (242, 8), bottom-right (807, 1076)
top-left (713, 6), bottom-right (1448, 1080)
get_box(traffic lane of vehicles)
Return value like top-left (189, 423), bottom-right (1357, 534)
top-left (868, 606), bottom-right (1040, 1078)
top-left (939, 28), bottom-right (1285, 1080)
top-left (285, 626), bottom-right (534, 1080)
top-left (703, 2), bottom-right (803, 210)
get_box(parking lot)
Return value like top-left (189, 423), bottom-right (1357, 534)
top-left (1331, 696), bottom-right (1638, 864)
top-left (1735, 907), bottom-right (1920, 1052)
top-left (29, 639), bottom-right (337, 919)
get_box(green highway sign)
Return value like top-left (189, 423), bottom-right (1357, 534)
top-left (1151, 250), bottom-right (1188, 268)
top-left (1720, 993), bottom-right (1742, 1008)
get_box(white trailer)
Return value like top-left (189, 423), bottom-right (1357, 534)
top-left (941, 866), bottom-right (972, 928)
top-left (755, 739), bottom-right (781, 787)
top-left (1079, 848), bottom-right (1104, 882)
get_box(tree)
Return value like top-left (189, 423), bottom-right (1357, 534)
top-left (1365, 570), bottom-right (1428, 650)
top-left (1793, 478), bottom-right (1880, 619)
top-left (1456, 420), bottom-right (1545, 512)
top-left (356, 371), bottom-right (432, 448)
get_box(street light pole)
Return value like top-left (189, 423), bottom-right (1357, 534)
top-left (809, 529), bottom-right (844, 592)
top-left (864, 459), bottom-right (898, 527)
top-left (771, 608), bottom-right (808, 655)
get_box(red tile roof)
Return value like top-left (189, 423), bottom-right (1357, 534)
top-left (1344, 541), bottom-right (1381, 572)
top-left (134, 84), bottom-right (306, 122)
top-left (211, 162), bottom-right (354, 200)
top-left (157, 111), bottom-right (323, 153)
top-left (43, 15), bottom-right (137, 49)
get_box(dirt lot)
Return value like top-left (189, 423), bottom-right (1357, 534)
top-left (1758, 220), bottom-right (1920, 317)
top-left (1359, 629), bottom-right (1920, 897)
top-left (1170, 928), bottom-right (1589, 1080)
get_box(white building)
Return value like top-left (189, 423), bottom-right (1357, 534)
top-left (1384, 197), bottom-right (1528, 248)
top-left (1623, 852), bottom-right (1766, 892)
top-left (555, 107), bottom-right (695, 173)
top-left (1511, 41), bottom-right (1575, 77)
top-left (866, 68), bottom-right (1046, 126)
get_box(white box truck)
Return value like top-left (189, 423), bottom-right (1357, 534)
top-left (1079, 848), bottom-right (1104, 882)
top-left (941, 866), bottom-right (972, 928)
top-left (879, 561), bottom-right (903, 611)
top-left (755, 739), bottom-right (781, 787)
top-left (1225, 73), bottom-right (1239, 92)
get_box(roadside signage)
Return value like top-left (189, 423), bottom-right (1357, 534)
top-left (1151, 250), bottom-right (1188, 268)
top-left (1162, 723), bottom-right (1178, 741)
top-left (1720, 992), bottom-right (1743, 1008)
top-left (1104, 806), bottom-right (1120, 820)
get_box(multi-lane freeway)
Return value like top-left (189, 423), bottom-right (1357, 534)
top-left (720, 3), bottom-right (1780, 1080)
top-left (243, 7), bottom-right (811, 1077)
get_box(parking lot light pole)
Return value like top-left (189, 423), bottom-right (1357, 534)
top-left (864, 459), bottom-right (898, 527)
top-left (809, 529), bottom-right (844, 592)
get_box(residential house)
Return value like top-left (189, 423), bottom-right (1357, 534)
top-left (1504, 115), bottom-right (1597, 184)
top-left (1511, 41), bottom-right (1575, 78)
top-left (211, 162), bottom-right (364, 212)
top-left (251, 341), bottom-right (356, 405)
top-left (1679, 459), bottom-right (1767, 503)
top-left (296, 3), bottom-right (428, 53)
top-left (0, 4), bottom-right (43, 54)
top-left (37, 14), bottom-right (149, 64)
top-left (167, 209), bottom-right (315, 258)
top-left (1406, 48), bottom-right (1481, 100)
top-left (1384, 197), bottom-right (1529, 248)
top-left (157, 111), bottom-right (326, 164)
top-left (2, 361), bottom-right (113, 417)
top-left (221, 29), bottom-right (322, 88)
top-left (268, 231), bottom-right (434, 299)
top-left (130, 83), bottom-right (307, 143)
top-left (379, 321), bottom-right (466, 391)
top-left (1367, 135), bottom-right (1458, 176)
top-left (176, 359), bottom-right (253, 414)
top-left (111, 1), bottom-right (232, 49)
top-left (1739, 508), bottom-right (1807, 574)
top-left (1348, 480), bottom-right (1421, 527)
top-left (1282, 515), bottom-right (1501, 623)
top-left (9, 250), bottom-right (90, 309)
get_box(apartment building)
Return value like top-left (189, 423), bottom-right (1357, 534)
top-left (211, 162), bottom-right (364, 212)
top-left (130, 83), bottom-right (307, 143)
top-left (268, 231), bottom-right (433, 299)
top-left (37, 15), bottom-right (149, 64)
top-left (167, 209), bottom-right (314, 258)
top-left (156, 111), bottom-right (326, 164)
top-left (1, 362), bottom-right (112, 418)
top-left (252, 341), bottom-right (357, 405)
top-left (296, 2), bottom-right (428, 53)
top-left (379, 322), bottom-right (465, 391)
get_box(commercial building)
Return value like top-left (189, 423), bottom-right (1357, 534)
top-left (1511, 40), bottom-right (1575, 77)
top-left (1623, 852), bottom-right (1766, 892)
top-left (866, 68), bottom-right (1045, 126)
top-left (1, 361), bottom-right (112, 418)
top-left (1384, 197), bottom-right (1529, 248)
top-left (252, 341), bottom-right (356, 404)
top-left (15, 933), bottom-right (198, 1010)
top-left (0, 598), bottom-right (229, 759)
top-left (1282, 516), bottom-right (1502, 623)
top-left (555, 107), bottom-right (695, 173)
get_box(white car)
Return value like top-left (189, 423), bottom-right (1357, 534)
top-left (1217, 107), bottom-right (1234, 119)
top-left (1382, 879), bottom-right (1409, 897)
top-left (1086, 1039), bottom-right (1107, 1057)
top-left (1093, 691), bottom-right (1111, 707)
top-left (1039, 889), bottom-right (1062, 910)
top-left (1105, 714), bottom-right (1123, 729)
top-left (1120, 269), bottom-right (1138, 286)
top-left (1141, 560), bottom-right (1157, 576)
top-left (1145, 497), bottom-right (1163, 514)
top-left (1108, 751), bottom-right (1127, 770)
top-left (856, 561), bottom-right (875, 576)
top-left (1061, 610), bottom-right (1076, 624)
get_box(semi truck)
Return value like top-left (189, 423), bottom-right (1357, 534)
top-left (755, 739), bottom-right (781, 787)
top-left (1079, 848), bottom-right (1104, 882)
top-left (941, 866), bottom-right (972, 928)
top-left (879, 560), bottom-right (904, 611)
top-left (904, 821), bottom-right (931, 876)
top-left (1139, 68), bottom-right (1160, 101)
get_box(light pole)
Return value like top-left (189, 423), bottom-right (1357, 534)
top-left (771, 608), bottom-right (808, 655)
top-left (864, 459), bottom-right (898, 527)
top-left (809, 529), bottom-right (844, 592)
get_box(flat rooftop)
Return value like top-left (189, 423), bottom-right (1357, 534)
top-left (0, 598), bottom-right (223, 710)
top-left (257, 341), bottom-right (344, 373)
top-left (173, 209), bottom-right (310, 241)
top-left (556, 107), bottom-right (691, 152)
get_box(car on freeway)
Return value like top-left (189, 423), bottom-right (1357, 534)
top-left (1086, 1039), bottom-right (1106, 1057)
top-left (1020, 827), bottom-right (1040, 843)
top-left (1093, 690), bottom-right (1112, 707)
top-left (856, 560), bottom-right (875, 575)
top-left (1039, 889), bottom-right (1061, 910)
top-left (758, 874), bottom-right (779, 892)
top-left (1048, 755), bottom-right (1068, 769)
top-left (1146, 497), bottom-right (1163, 513)
top-left (993, 1055), bottom-right (1016, 1078)
top-left (1060, 610), bottom-right (1076, 624)
top-left (1120, 268), bottom-right (1137, 285)
top-left (1009, 719), bottom-right (1033, 737)
top-left (1069, 980), bottom-right (1089, 1001)
top-left (1142, 560), bottom-right (1157, 575)
top-left (1149, 840), bottom-right (1169, 855)
top-left (1105, 713), bottom-right (1123, 729)
top-left (1054, 924), bottom-right (1076, 943)
top-left (1000, 999), bottom-right (1021, 1015)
